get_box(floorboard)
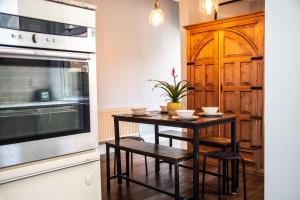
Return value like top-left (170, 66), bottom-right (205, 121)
top-left (100, 153), bottom-right (264, 200)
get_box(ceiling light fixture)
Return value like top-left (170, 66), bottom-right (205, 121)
top-left (149, 0), bottom-right (165, 27)
top-left (198, 0), bottom-right (219, 15)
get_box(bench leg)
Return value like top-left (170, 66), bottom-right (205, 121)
top-left (169, 138), bottom-right (173, 171)
top-left (202, 156), bottom-right (207, 199)
top-left (116, 148), bottom-right (122, 184)
top-left (218, 159), bottom-right (222, 200)
top-left (241, 158), bottom-right (247, 200)
top-left (145, 156), bottom-right (148, 176)
top-left (126, 151), bottom-right (130, 185)
top-left (113, 151), bottom-right (116, 175)
top-left (222, 159), bottom-right (227, 194)
top-left (226, 160), bottom-right (230, 195)
top-left (106, 144), bottom-right (110, 192)
top-left (174, 161), bottom-right (180, 200)
top-left (155, 125), bottom-right (160, 174)
top-left (237, 143), bottom-right (240, 189)
top-left (236, 158), bottom-right (240, 189)
top-left (130, 152), bottom-right (133, 171)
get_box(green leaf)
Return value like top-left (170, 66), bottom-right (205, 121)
top-left (149, 78), bottom-right (192, 102)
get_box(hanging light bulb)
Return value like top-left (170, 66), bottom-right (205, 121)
top-left (199, 0), bottom-right (219, 15)
top-left (149, 0), bottom-right (165, 27)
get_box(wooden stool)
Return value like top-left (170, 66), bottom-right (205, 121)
top-left (158, 130), bottom-right (239, 173)
top-left (202, 150), bottom-right (247, 200)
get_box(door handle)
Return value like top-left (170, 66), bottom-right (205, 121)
top-left (220, 84), bottom-right (223, 93)
top-left (250, 86), bottom-right (263, 90)
top-left (187, 62), bottom-right (195, 66)
top-left (187, 86), bottom-right (195, 90)
top-left (250, 115), bottom-right (262, 120)
top-left (251, 56), bottom-right (264, 61)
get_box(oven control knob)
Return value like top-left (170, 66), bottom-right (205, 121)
top-left (32, 34), bottom-right (37, 43)
top-left (19, 34), bottom-right (23, 39)
top-left (53, 38), bottom-right (56, 43)
top-left (46, 38), bottom-right (50, 42)
top-left (11, 34), bottom-right (16, 38)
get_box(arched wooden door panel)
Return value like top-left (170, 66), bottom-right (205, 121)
top-left (187, 31), bottom-right (219, 137)
top-left (219, 30), bottom-right (263, 153)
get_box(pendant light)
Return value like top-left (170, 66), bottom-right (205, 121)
top-left (149, 0), bottom-right (165, 27)
top-left (198, 0), bottom-right (219, 15)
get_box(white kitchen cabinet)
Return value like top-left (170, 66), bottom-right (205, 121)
top-left (0, 154), bottom-right (101, 200)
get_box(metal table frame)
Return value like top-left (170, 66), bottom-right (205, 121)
top-left (113, 112), bottom-right (238, 200)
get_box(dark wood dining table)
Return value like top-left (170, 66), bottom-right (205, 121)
top-left (113, 111), bottom-right (238, 200)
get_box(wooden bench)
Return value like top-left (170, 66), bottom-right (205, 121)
top-left (159, 130), bottom-right (233, 149)
top-left (106, 139), bottom-right (193, 200)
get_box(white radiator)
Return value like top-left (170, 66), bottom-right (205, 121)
top-left (98, 108), bottom-right (139, 142)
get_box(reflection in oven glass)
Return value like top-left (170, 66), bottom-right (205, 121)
top-left (0, 57), bottom-right (90, 145)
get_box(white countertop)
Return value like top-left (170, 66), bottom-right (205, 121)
top-left (47, 0), bottom-right (97, 10)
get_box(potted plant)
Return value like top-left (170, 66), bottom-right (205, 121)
top-left (149, 68), bottom-right (191, 115)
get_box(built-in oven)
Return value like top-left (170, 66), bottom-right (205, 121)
top-left (0, 0), bottom-right (98, 168)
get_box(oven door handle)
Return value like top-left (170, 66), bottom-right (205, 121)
top-left (0, 46), bottom-right (91, 60)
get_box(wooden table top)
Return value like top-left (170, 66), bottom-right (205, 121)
top-left (113, 111), bottom-right (237, 129)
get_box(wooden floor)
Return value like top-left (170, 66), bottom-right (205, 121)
top-left (101, 153), bottom-right (264, 200)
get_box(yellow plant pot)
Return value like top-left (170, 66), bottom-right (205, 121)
top-left (167, 102), bottom-right (182, 116)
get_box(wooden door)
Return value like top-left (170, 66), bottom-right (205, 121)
top-left (187, 31), bottom-right (219, 137)
top-left (219, 29), bottom-right (263, 152)
top-left (185, 12), bottom-right (264, 171)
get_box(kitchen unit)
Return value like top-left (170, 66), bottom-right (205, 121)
top-left (0, 150), bottom-right (100, 200)
top-left (185, 11), bottom-right (264, 172)
top-left (0, 0), bottom-right (100, 199)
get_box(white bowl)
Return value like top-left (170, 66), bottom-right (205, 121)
top-left (131, 107), bottom-right (147, 115)
top-left (175, 110), bottom-right (195, 118)
top-left (160, 105), bottom-right (167, 112)
top-left (202, 107), bottom-right (219, 114)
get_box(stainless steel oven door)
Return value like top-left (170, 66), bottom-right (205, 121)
top-left (0, 46), bottom-right (98, 168)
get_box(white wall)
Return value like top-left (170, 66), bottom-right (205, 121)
top-left (82, 0), bottom-right (180, 110)
top-left (265, 0), bottom-right (300, 199)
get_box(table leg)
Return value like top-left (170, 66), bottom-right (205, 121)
top-left (193, 128), bottom-right (200, 199)
top-left (126, 151), bottom-right (130, 185)
top-left (114, 118), bottom-right (122, 184)
top-left (231, 119), bottom-right (237, 193)
top-left (106, 144), bottom-right (110, 192)
top-left (155, 124), bottom-right (160, 173)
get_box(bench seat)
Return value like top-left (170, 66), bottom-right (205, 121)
top-left (106, 138), bottom-right (193, 163)
top-left (159, 130), bottom-right (232, 148)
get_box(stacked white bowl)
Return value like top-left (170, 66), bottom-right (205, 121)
top-left (202, 107), bottom-right (219, 114)
top-left (175, 110), bottom-right (195, 118)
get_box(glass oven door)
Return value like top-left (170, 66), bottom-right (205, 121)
top-left (0, 48), bottom-right (91, 145)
